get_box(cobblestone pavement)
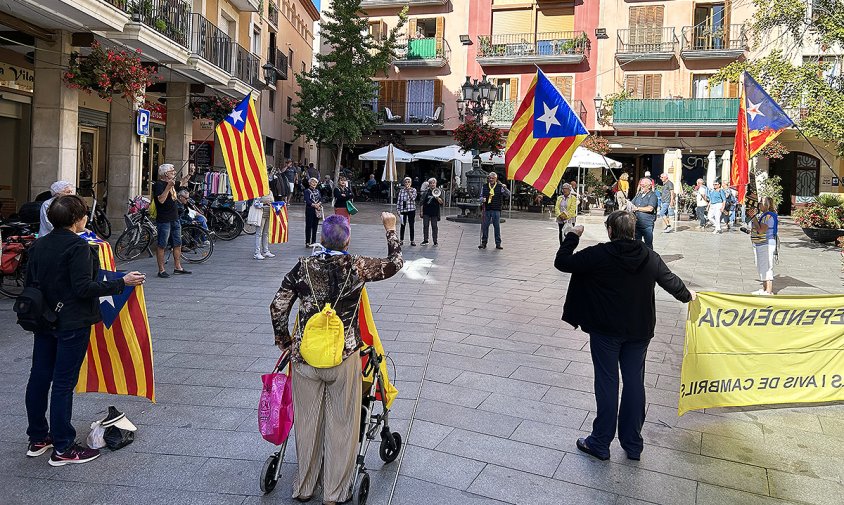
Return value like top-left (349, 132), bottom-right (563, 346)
top-left (1, 203), bottom-right (842, 505)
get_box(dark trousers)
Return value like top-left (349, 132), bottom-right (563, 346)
top-left (635, 222), bottom-right (654, 249)
top-left (586, 333), bottom-right (650, 458)
top-left (481, 209), bottom-right (501, 245)
top-left (305, 209), bottom-right (318, 245)
top-left (422, 215), bottom-right (438, 243)
top-left (25, 328), bottom-right (91, 453)
top-left (400, 211), bottom-right (415, 242)
top-left (696, 205), bottom-right (707, 226)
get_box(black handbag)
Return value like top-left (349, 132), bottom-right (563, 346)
top-left (14, 285), bottom-right (61, 332)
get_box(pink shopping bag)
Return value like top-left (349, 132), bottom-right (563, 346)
top-left (258, 352), bottom-right (294, 445)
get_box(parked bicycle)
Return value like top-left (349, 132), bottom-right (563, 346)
top-left (80, 182), bottom-right (112, 239)
top-left (115, 197), bottom-right (213, 263)
top-left (0, 221), bottom-right (36, 298)
top-left (195, 193), bottom-right (244, 240)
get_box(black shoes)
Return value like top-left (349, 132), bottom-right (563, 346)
top-left (157, 271), bottom-right (170, 278)
top-left (478, 243), bottom-right (486, 249)
top-left (576, 438), bottom-right (610, 461)
top-left (495, 245), bottom-right (503, 250)
top-left (173, 268), bottom-right (191, 275)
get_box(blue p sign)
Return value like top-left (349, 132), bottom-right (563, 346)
top-left (136, 108), bottom-right (150, 136)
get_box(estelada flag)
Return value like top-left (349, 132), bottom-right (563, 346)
top-left (216, 94), bottom-right (270, 201)
top-left (506, 69), bottom-right (588, 196)
top-left (80, 231), bottom-right (115, 270)
top-left (731, 72), bottom-right (793, 202)
top-left (358, 287), bottom-right (398, 408)
top-left (269, 201), bottom-right (289, 244)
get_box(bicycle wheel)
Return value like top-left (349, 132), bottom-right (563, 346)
top-left (242, 221), bottom-right (257, 235)
top-left (180, 225), bottom-right (213, 263)
top-left (0, 255), bottom-right (26, 299)
top-left (211, 208), bottom-right (243, 241)
top-left (115, 226), bottom-right (151, 261)
top-left (93, 209), bottom-right (112, 239)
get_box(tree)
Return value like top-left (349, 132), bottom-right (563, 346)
top-left (711, 0), bottom-right (844, 155)
top-left (289, 0), bottom-right (406, 181)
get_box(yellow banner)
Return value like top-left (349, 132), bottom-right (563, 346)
top-left (679, 292), bottom-right (844, 415)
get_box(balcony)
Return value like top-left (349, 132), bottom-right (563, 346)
top-left (477, 31), bottom-right (589, 66)
top-left (228, 0), bottom-right (260, 12)
top-left (223, 44), bottom-right (261, 95)
top-left (360, 0), bottom-right (447, 8)
top-left (612, 98), bottom-right (740, 129)
top-left (268, 2), bottom-right (279, 26)
top-left (16, 0), bottom-right (131, 31)
top-left (491, 99), bottom-right (585, 127)
top-left (616, 27), bottom-right (677, 63)
top-left (681, 24), bottom-right (748, 60)
top-left (268, 48), bottom-right (289, 81)
top-left (173, 13), bottom-right (233, 84)
top-left (394, 36), bottom-right (450, 68)
top-left (372, 101), bottom-right (444, 128)
top-left (108, 0), bottom-right (191, 62)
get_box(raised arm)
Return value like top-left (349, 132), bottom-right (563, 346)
top-left (356, 213), bottom-right (403, 282)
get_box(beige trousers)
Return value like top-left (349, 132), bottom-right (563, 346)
top-left (291, 355), bottom-right (362, 502)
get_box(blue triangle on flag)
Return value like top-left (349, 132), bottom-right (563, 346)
top-left (222, 94), bottom-right (251, 133)
top-left (532, 70), bottom-right (589, 139)
top-left (271, 201), bottom-right (286, 214)
top-left (98, 270), bottom-right (134, 329)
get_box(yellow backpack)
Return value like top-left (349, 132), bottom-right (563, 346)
top-left (298, 261), bottom-right (359, 368)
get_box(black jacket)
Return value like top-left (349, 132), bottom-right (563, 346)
top-left (25, 228), bottom-right (125, 331)
top-left (554, 233), bottom-right (691, 341)
top-left (480, 182), bottom-right (510, 211)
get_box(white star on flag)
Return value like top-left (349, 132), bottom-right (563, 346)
top-left (99, 272), bottom-right (115, 308)
top-left (746, 100), bottom-right (764, 121)
top-left (228, 108), bottom-right (244, 125)
top-left (537, 102), bottom-right (561, 134)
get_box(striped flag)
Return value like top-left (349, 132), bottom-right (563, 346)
top-left (80, 231), bottom-right (115, 270)
top-left (269, 201), bottom-right (289, 244)
top-left (216, 94), bottom-right (270, 201)
top-left (75, 236), bottom-right (155, 402)
top-left (358, 287), bottom-right (397, 408)
top-left (505, 69), bottom-right (588, 196)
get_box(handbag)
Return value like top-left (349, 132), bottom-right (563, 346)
top-left (346, 200), bottom-right (358, 215)
top-left (258, 351), bottom-right (294, 445)
top-left (247, 204), bottom-right (264, 227)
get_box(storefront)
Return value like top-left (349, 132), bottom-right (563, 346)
top-left (76, 95), bottom-right (111, 201)
top-left (141, 98), bottom-right (167, 195)
top-left (0, 52), bottom-right (33, 216)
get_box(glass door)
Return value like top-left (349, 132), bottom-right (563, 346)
top-left (693, 4), bottom-right (726, 50)
top-left (142, 123), bottom-right (166, 196)
top-left (78, 127), bottom-right (99, 199)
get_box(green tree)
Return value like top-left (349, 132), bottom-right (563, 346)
top-left (289, 0), bottom-right (406, 181)
top-left (711, 0), bottom-right (844, 155)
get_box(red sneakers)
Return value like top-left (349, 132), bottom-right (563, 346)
top-left (26, 437), bottom-right (53, 457)
top-left (48, 444), bottom-right (100, 466)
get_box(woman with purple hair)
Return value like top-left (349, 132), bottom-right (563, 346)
top-left (270, 212), bottom-right (402, 504)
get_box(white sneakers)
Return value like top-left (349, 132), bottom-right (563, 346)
top-left (751, 289), bottom-right (773, 295)
top-left (254, 253), bottom-right (264, 260)
top-left (254, 251), bottom-right (276, 260)
top-left (663, 226), bottom-right (673, 233)
top-left (263, 251), bottom-right (275, 258)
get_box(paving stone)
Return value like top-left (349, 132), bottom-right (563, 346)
top-left (451, 371), bottom-right (550, 400)
top-left (390, 475), bottom-right (509, 505)
top-left (468, 464), bottom-right (618, 505)
top-left (695, 483), bottom-right (804, 505)
top-left (407, 420), bottom-right (455, 450)
top-left (767, 469), bottom-right (844, 504)
top-left (398, 445), bottom-right (486, 490)
top-left (419, 380), bottom-right (491, 409)
top-left (436, 428), bottom-right (564, 477)
top-left (432, 340), bottom-right (492, 359)
top-left (478, 393), bottom-right (588, 430)
top-left (414, 399), bottom-right (522, 438)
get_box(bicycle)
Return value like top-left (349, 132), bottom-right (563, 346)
top-left (114, 197), bottom-right (156, 262)
top-left (0, 221), bottom-right (36, 299)
top-left (80, 182), bottom-right (112, 239)
top-left (195, 193), bottom-right (244, 240)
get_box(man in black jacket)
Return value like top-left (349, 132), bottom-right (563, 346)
top-left (479, 172), bottom-right (511, 250)
top-left (554, 210), bottom-right (695, 461)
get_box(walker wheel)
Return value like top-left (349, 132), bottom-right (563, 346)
top-left (260, 453), bottom-right (281, 494)
top-left (352, 471), bottom-right (370, 505)
top-left (379, 432), bottom-right (402, 463)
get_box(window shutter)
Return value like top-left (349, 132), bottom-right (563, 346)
top-left (492, 9), bottom-right (532, 37)
top-left (536, 7), bottom-right (574, 35)
top-left (378, 81), bottom-right (387, 104)
top-left (727, 80), bottom-right (739, 98)
top-left (625, 74), bottom-right (645, 99)
top-left (407, 19), bottom-right (417, 38)
top-left (643, 74), bottom-right (662, 98)
top-left (509, 77), bottom-right (519, 102)
top-left (433, 79), bottom-right (442, 105)
top-left (435, 17), bottom-right (444, 53)
top-left (645, 6), bottom-right (664, 44)
top-left (552, 76), bottom-right (573, 102)
top-left (397, 80), bottom-right (407, 117)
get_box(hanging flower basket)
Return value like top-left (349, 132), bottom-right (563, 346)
top-left (62, 41), bottom-right (158, 105)
top-left (190, 96), bottom-right (239, 123)
top-left (581, 135), bottom-right (610, 156)
top-left (453, 120), bottom-right (504, 155)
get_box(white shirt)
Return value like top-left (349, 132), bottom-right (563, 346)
top-left (695, 186), bottom-right (708, 206)
top-left (39, 197), bottom-right (56, 236)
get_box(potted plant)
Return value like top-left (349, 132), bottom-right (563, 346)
top-left (62, 41), bottom-right (158, 106)
top-left (453, 119), bottom-right (504, 155)
top-left (792, 194), bottom-right (844, 243)
top-left (190, 96), bottom-right (239, 123)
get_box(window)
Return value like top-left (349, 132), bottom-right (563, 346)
top-left (265, 137), bottom-right (275, 158)
top-left (269, 32), bottom-right (277, 59)
top-left (692, 3), bottom-right (727, 50)
top-left (491, 9), bottom-right (531, 37)
top-left (691, 74), bottom-right (737, 98)
top-left (628, 6), bottom-right (664, 49)
top-left (252, 26), bottom-right (261, 55)
top-left (288, 48), bottom-right (294, 67)
top-left (407, 18), bottom-right (439, 39)
top-left (492, 77), bottom-right (518, 103)
top-left (269, 90), bottom-right (275, 111)
top-left (368, 20), bottom-right (386, 40)
top-left (624, 74), bottom-right (662, 99)
top-left (302, 61), bottom-right (306, 73)
top-left (536, 7), bottom-right (574, 35)
top-left (286, 96), bottom-right (293, 118)
top-left (549, 75), bottom-right (573, 102)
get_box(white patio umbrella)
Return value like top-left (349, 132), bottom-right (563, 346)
top-left (412, 145), bottom-right (473, 163)
top-left (358, 144), bottom-right (414, 162)
top-left (480, 147), bottom-right (622, 169)
top-left (721, 150), bottom-right (732, 186)
top-left (385, 144), bottom-right (397, 205)
top-left (479, 151), bottom-right (505, 165)
top-left (706, 150), bottom-right (717, 188)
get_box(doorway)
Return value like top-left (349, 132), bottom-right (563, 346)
top-left (142, 123), bottom-right (166, 196)
top-left (77, 127), bottom-right (102, 199)
top-left (768, 152), bottom-right (820, 215)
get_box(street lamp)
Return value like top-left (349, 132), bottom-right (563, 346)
top-left (593, 93), bottom-right (604, 121)
top-left (457, 75), bottom-right (502, 121)
top-left (262, 62), bottom-right (276, 84)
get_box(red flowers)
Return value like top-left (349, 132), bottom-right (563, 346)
top-left (62, 41), bottom-right (159, 105)
top-left (454, 120), bottom-right (505, 155)
top-left (190, 96), bottom-right (239, 123)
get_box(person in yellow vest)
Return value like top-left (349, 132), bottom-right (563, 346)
top-left (556, 183), bottom-right (578, 245)
top-left (269, 213), bottom-right (402, 505)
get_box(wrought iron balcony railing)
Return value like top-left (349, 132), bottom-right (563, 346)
top-left (127, 0), bottom-right (191, 47)
top-left (189, 13), bottom-right (233, 72)
top-left (613, 98), bottom-right (740, 124)
top-left (394, 36), bottom-right (450, 64)
top-left (268, 47), bottom-right (288, 80)
top-left (234, 43), bottom-right (260, 86)
top-left (681, 24), bottom-right (748, 53)
top-left (491, 99), bottom-right (586, 125)
top-left (370, 101), bottom-right (445, 125)
top-left (477, 31), bottom-right (589, 60)
top-left (617, 27), bottom-right (676, 54)
top-left (268, 2), bottom-right (279, 25)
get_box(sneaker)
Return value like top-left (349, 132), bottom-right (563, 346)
top-left (410, 242), bottom-right (416, 246)
top-left (751, 289), bottom-right (772, 295)
top-left (157, 271), bottom-right (170, 278)
top-left (254, 253), bottom-right (265, 260)
top-left (49, 444), bottom-right (100, 467)
top-left (433, 242), bottom-right (438, 246)
top-left (26, 437), bottom-right (53, 457)
top-left (478, 243), bottom-right (487, 249)
top-left (420, 241), bottom-right (429, 245)
top-left (495, 245), bottom-right (503, 250)
top-left (263, 251), bottom-right (276, 258)
top-left (663, 226), bottom-right (672, 233)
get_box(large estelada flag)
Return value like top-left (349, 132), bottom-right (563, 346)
top-left (505, 69), bottom-right (588, 196)
top-left (216, 94), bottom-right (269, 201)
top-left (269, 201), bottom-right (289, 244)
top-left (358, 287), bottom-right (398, 408)
top-left (731, 73), bottom-right (793, 202)
top-left (76, 235), bottom-right (155, 402)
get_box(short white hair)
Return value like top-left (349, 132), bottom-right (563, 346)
top-left (428, 178), bottom-right (437, 184)
top-left (177, 189), bottom-right (189, 197)
top-left (403, 177), bottom-right (412, 183)
top-left (50, 180), bottom-right (74, 196)
top-left (309, 177), bottom-right (319, 184)
top-left (660, 173), bottom-right (669, 178)
top-left (158, 163), bottom-right (175, 176)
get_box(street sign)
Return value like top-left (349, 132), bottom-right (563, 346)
top-left (136, 108), bottom-right (151, 136)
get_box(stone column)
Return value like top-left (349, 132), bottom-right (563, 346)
top-left (107, 100), bottom-right (142, 228)
top-left (165, 82), bottom-right (192, 177)
top-left (31, 32), bottom-right (78, 196)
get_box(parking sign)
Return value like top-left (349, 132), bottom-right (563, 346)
top-left (136, 108), bottom-right (150, 136)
